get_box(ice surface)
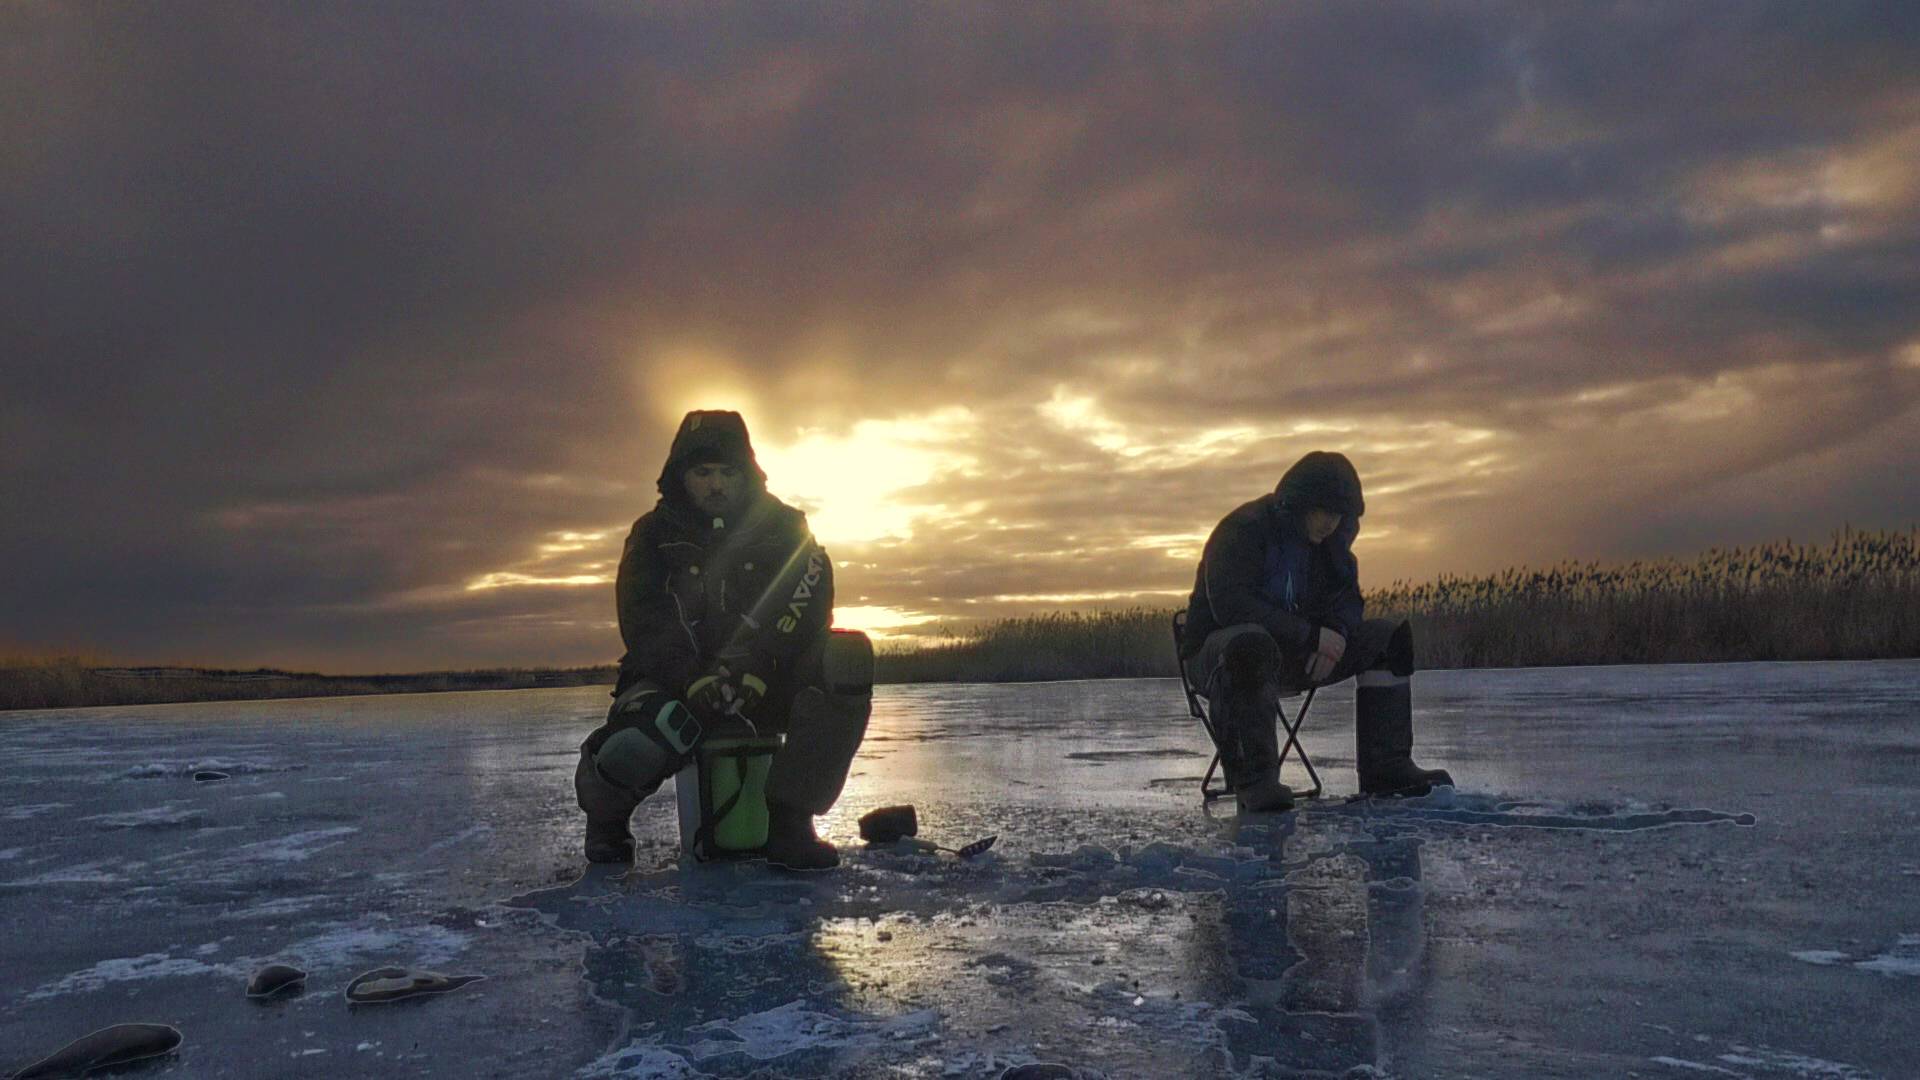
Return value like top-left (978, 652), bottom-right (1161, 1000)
top-left (1851, 934), bottom-right (1920, 977)
top-left (28, 950), bottom-right (234, 1000)
top-left (0, 662), bottom-right (1915, 1078)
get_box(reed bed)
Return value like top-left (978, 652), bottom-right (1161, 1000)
top-left (876, 527), bottom-right (1920, 682)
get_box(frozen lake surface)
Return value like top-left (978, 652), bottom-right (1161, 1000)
top-left (3, 661), bottom-right (1917, 1078)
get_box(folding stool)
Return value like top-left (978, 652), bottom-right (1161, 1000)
top-left (1172, 610), bottom-right (1323, 802)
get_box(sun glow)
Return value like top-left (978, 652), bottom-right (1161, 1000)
top-left (831, 605), bottom-right (939, 640)
top-left (755, 409), bottom-right (977, 546)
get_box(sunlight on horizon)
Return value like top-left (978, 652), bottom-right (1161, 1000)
top-left (831, 604), bottom-right (939, 641)
top-left (755, 408), bottom-right (978, 547)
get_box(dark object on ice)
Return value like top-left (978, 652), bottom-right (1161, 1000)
top-left (900, 834), bottom-right (998, 858)
top-left (949, 835), bottom-right (997, 858)
top-left (857, 805), bottom-right (990, 858)
top-left (192, 770), bottom-right (230, 782)
top-left (11, 1022), bottom-right (182, 1077)
top-left (344, 967), bottom-right (486, 1004)
top-left (858, 804), bottom-right (918, 844)
top-left (245, 963), bottom-right (306, 999)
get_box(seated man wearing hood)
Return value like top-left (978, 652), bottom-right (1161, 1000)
top-left (574, 410), bottom-right (870, 870)
top-left (1180, 450), bottom-right (1452, 812)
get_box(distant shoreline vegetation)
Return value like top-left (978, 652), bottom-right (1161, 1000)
top-left (877, 526), bottom-right (1919, 681)
top-left (3, 528), bottom-right (1913, 711)
top-left (0, 662), bottom-right (619, 713)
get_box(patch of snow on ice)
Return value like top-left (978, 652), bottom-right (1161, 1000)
top-left (0, 847), bottom-right (25, 860)
top-left (28, 950), bottom-right (233, 1000)
top-left (219, 894), bottom-right (331, 920)
top-left (679, 1000), bottom-right (940, 1064)
top-left (83, 804), bottom-right (211, 829)
top-left (575, 1042), bottom-right (705, 1079)
top-left (422, 823), bottom-right (495, 855)
top-left (1853, 934), bottom-right (1920, 977)
top-left (1649, 1056), bottom-right (1744, 1076)
top-left (231, 826), bottom-right (358, 862)
top-left (4, 860), bottom-right (126, 886)
top-left (264, 920), bottom-right (471, 973)
top-left (121, 759), bottom-right (306, 779)
top-left (1717, 1042), bottom-right (1876, 1078)
top-left (1790, 935), bottom-right (1920, 978)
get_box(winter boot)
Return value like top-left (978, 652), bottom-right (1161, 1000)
top-left (1204, 636), bottom-right (1283, 796)
top-left (764, 801), bottom-right (838, 871)
top-left (1355, 670), bottom-right (1453, 797)
top-left (1235, 775), bottom-right (1296, 813)
top-left (584, 818), bottom-right (635, 864)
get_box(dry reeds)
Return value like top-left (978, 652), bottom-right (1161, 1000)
top-left (1369, 526), bottom-right (1920, 668)
top-left (876, 527), bottom-right (1920, 682)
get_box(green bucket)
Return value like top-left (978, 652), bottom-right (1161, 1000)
top-left (674, 733), bottom-right (784, 860)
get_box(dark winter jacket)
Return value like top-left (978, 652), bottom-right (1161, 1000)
top-left (613, 411), bottom-right (832, 697)
top-left (1180, 453), bottom-right (1365, 659)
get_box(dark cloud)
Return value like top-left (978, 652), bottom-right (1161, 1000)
top-left (3, 3), bottom-right (1917, 667)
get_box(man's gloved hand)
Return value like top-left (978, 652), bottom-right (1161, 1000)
top-left (685, 672), bottom-right (735, 722)
top-left (730, 671), bottom-right (768, 719)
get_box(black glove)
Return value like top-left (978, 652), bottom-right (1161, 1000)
top-left (731, 671), bottom-right (767, 719)
top-left (685, 672), bottom-right (734, 723)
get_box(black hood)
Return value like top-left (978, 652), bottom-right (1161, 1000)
top-left (655, 410), bottom-right (768, 509)
top-left (1275, 450), bottom-right (1364, 518)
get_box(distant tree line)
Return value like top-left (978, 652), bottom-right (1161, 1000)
top-left (0, 661), bottom-right (617, 712)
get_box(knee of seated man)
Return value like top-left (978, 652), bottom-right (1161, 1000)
top-left (1220, 626), bottom-right (1280, 675)
top-left (593, 724), bottom-right (682, 800)
top-left (593, 686), bottom-right (697, 797)
top-left (821, 629), bottom-right (875, 700)
top-left (1386, 619), bottom-right (1415, 677)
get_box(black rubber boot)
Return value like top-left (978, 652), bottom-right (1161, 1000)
top-left (764, 802), bottom-right (838, 871)
top-left (1355, 674), bottom-right (1453, 797)
top-left (583, 818), bottom-right (635, 864)
top-left (1204, 637), bottom-right (1283, 795)
top-left (1235, 775), bottom-right (1296, 813)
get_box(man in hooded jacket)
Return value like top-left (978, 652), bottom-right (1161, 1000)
top-left (1181, 450), bottom-right (1452, 812)
top-left (574, 410), bottom-right (871, 869)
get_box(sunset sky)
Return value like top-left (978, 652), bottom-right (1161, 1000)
top-left (4, 4), bottom-right (1918, 671)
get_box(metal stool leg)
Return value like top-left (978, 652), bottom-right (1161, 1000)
top-left (1201, 751), bottom-right (1228, 802)
top-left (1277, 687), bottom-right (1322, 799)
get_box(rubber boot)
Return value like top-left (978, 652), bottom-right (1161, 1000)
top-left (1211, 664), bottom-right (1291, 811)
top-left (584, 818), bottom-right (635, 864)
top-left (1204, 635), bottom-right (1283, 798)
top-left (764, 801), bottom-right (838, 871)
top-left (1355, 671), bottom-right (1452, 797)
top-left (1235, 775), bottom-right (1296, 813)
top-left (576, 742), bottom-right (641, 863)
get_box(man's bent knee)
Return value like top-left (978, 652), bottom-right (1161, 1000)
top-left (582, 684), bottom-right (701, 806)
top-left (1206, 624), bottom-right (1281, 683)
top-left (765, 630), bottom-right (873, 815)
